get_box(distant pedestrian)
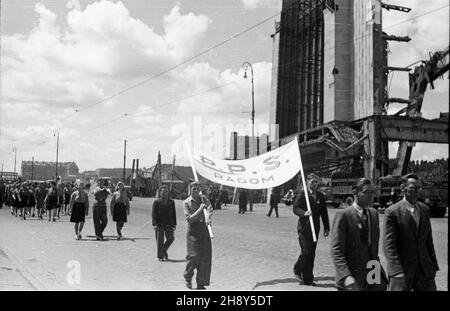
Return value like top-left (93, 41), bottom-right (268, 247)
top-left (110, 182), bottom-right (130, 240)
top-left (11, 184), bottom-right (20, 216)
top-left (183, 182), bottom-right (213, 290)
top-left (330, 177), bottom-right (387, 291)
top-left (238, 189), bottom-right (248, 214)
top-left (18, 182), bottom-right (29, 220)
top-left (218, 188), bottom-right (228, 208)
top-left (282, 189), bottom-right (295, 206)
top-left (63, 183), bottom-right (72, 216)
top-left (293, 174), bottom-right (330, 286)
top-left (69, 182), bottom-right (89, 240)
top-left (152, 185), bottom-right (176, 261)
top-left (28, 182), bottom-right (36, 217)
top-left (0, 180), bottom-right (5, 209)
top-left (44, 181), bottom-right (59, 221)
top-left (267, 187), bottom-right (281, 218)
top-left (34, 182), bottom-right (46, 220)
top-left (93, 180), bottom-right (111, 240)
top-left (383, 173), bottom-right (439, 291)
top-left (56, 178), bottom-right (64, 219)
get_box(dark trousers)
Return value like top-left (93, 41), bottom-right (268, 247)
top-left (155, 226), bottom-right (175, 259)
top-left (93, 205), bottom-right (108, 238)
top-left (238, 202), bottom-right (246, 214)
top-left (389, 266), bottom-right (437, 291)
top-left (184, 224), bottom-right (212, 287)
top-left (293, 229), bottom-right (317, 284)
top-left (267, 204), bottom-right (279, 217)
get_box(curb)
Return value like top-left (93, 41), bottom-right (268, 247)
top-left (0, 246), bottom-right (45, 290)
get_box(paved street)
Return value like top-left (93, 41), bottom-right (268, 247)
top-left (0, 198), bottom-right (447, 291)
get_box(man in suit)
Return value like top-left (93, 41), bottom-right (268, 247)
top-left (238, 189), bottom-right (248, 214)
top-left (293, 174), bottom-right (330, 286)
top-left (383, 173), bottom-right (439, 291)
top-left (330, 178), bottom-right (387, 291)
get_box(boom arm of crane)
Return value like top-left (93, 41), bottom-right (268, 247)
top-left (393, 46), bottom-right (449, 176)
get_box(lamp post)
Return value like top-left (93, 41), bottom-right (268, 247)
top-left (242, 61), bottom-right (255, 212)
top-left (123, 139), bottom-right (127, 183)
top-left (13, 147), bottom-right (17, 180)
top-left (242, 61), bottom-right (255, 137)
top-left (54, 131), bottom-right (59, 181)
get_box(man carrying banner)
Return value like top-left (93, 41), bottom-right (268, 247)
top-left (293, 173), bottom-right (330, 286)
top-left (183, 182), bottom-right (213, 290)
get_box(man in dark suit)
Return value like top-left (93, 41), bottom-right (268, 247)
top-left (330, 178), bottom-right (387, 291)
top-left (383, 173), bottom-right (439, 291)
top-left (293, 174), bottom-right (330, 286)
top-left (238, 189), bottom-right (248, 214)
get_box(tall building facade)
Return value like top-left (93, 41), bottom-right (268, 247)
top-left (270, 0), bottom-right (387, 137)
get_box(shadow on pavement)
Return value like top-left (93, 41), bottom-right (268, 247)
top-left (82, 235), bottom-right (151, 242)
top-left (252, 276), bottom-right (336, 290)
top-left (252, 277), bottom-right (299, 290)
top-left (163, 259), bottom-right (187, 263)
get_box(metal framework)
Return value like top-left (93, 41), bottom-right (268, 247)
top-left (276, 0), bottom-right (326, 138)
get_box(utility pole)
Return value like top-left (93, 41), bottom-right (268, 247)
top-left (123, 139), bottom-right (127, 183)
top-left (55, 131), bottom-right (59, 181)
top-left (1, 163), bottom-right (3, 180)
top-left (170, 155), bottom-right (176, 197)
top-left (31, 156), bottom-right (34, 180)
top-left (13, 147), bottom-right (17, 179)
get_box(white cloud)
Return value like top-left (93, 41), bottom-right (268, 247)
top-left (1, 1), bottom-right (211, 109)
top-left (172, 61), bottom-right (273, 119)
top-left (241, 0), bottom-right (281, 10)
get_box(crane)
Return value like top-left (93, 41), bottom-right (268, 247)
top-left (392, 46), bottom-right (449, 176)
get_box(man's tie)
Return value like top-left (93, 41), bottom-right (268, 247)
top-left (412, 205), bottom-right (420, 232)
top-left (361, 209), bottom-right (369, 244)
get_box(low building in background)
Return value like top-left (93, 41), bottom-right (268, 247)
top-left (21, 161), bottom-right (79, 181)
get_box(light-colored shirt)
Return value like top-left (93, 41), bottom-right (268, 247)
top-left (183, 195), bottom-right (211, 224)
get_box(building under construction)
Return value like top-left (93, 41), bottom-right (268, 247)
top-left (266, 0), bottom-right (448, 182)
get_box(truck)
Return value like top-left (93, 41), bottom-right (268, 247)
top-left (329, 172), bottom-right (448, 217)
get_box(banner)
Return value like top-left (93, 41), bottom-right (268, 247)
top-left (192, 137), bottom-right (301, 190)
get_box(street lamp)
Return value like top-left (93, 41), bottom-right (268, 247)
top-left (242, 61), bottom-right (255, 137)
top-left (242, 62), bottom-right (255, 212)
top-left (54, 131), bottom-right (59, 181)
top-left (12, 147), bottom-right (17, 180)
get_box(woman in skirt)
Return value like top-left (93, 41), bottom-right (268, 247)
top-left (69, 182), bottom-right (89, 240)
top-left (11, 184), bottom-right (20, 217)
top-left (18, 182), bottom-right (29, 220)
top-left (110, 182), bottom-right (130, 240)
top-left (28, 183), bottom-right (36, 217)
top-left (44, 181), bottom-right (59, 221)
top-left (34, 182), bottom-right (46, 220)
top-left (63, 183), bottom-right (72, 216)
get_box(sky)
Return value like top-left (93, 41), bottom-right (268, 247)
top-left (0, 0), bottom-right (448, 173)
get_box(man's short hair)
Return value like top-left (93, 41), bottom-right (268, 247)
top-left (306, 173), bottom-right (320, 182)
top-left (402, 173), bottom-right (420, 184)
top-left (190, 182), bottom-right (201, 188)
top-left (158, 185), bottom-right (168, 191)
top-left (352, 177), bottom-right (373, 192)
